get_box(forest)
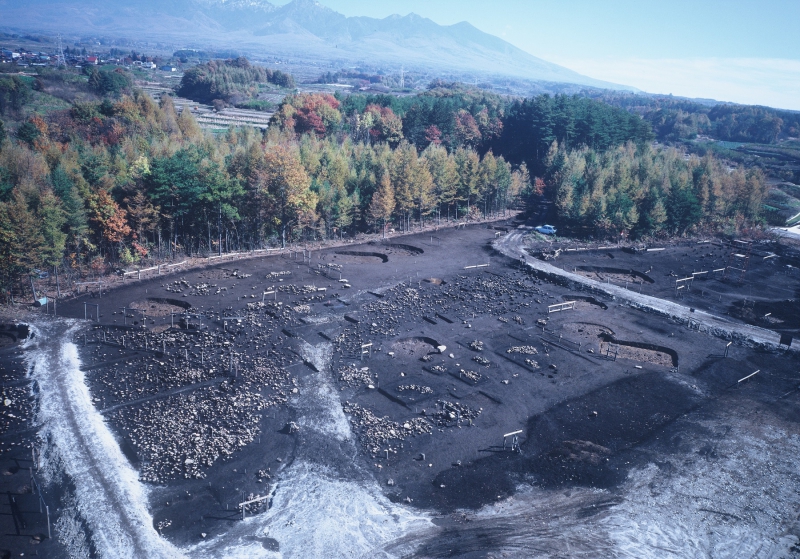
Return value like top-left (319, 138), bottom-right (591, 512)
top-left (177, 57), bottom-right (295, 106)
top-left (0, 66), bottom-right (769, 300)
top-left (590, 91), bottom-right (800, 144)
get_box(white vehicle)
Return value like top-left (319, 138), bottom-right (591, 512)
top-left (535, 224), bottom-right (557, 235)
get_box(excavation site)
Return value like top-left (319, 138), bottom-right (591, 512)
top-left (2, 221), bottom-right (800, 559)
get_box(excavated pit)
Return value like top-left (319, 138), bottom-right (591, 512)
top-left (332, 251), bottom-right (389, 264)
top-left (575, 266), bottom-right (655, 285)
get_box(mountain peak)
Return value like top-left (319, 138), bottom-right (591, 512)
top-left (281, 0), bottom-right (333, 12)
top-left (201, 0), bottom-right (275, 10)
top-left (0, 0), bottom-right (632, 91)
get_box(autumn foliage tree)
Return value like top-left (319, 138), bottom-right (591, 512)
top-left (368, 172), bottom-right (395, 238)
top-left (257, 145), bottom-right (317, 247)
top-left (0, 67), bottom-right (772, 301)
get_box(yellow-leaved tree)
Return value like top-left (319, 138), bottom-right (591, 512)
top-left (259, 145), bottom-right (317, 247)
top-left (368, 171), bottom-right (395, 238)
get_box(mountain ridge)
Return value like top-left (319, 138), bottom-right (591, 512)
top-left (0, 0), bottom-right (634, 90)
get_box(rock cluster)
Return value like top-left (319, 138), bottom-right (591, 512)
top-left (360, 271), bottom-right (549, 340)
top-left (507, 345), bottom-right (538, 355)
top-left (425, 400), bottom-right (481, 427)
top-left (265, 271), bottom-right (292, 281)
top-left (241, 492), bottom-right (267, 515)
top-left (88, 299), bottom-right (300, 482)
top-left (342, 402), bottom-right (432, 455)
top-left (164, 279), bottom-right (192, 294)
top-left (279, 284), bottom-right (320, 295)
top-left (337, 365), bottom-right (373, 387)
top-left (116, 384), bottom-right (273, 481)
top-left (396, 384), bottom-right (433, 394)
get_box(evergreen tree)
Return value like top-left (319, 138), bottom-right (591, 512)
top-left (38, 189), bottom-right (67, 270)
top-left (0, 189), bottom-right (44, 298)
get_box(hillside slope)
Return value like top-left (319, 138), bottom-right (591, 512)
top-left (0, 0), bottom-right (632, 89)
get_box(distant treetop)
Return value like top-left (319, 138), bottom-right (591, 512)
top-left (177, 57), bottom-right (295, 105)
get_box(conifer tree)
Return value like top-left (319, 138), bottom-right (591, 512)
top-left (368, 172), bottom-right (395, 238)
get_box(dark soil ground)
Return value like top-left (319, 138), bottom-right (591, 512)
top-left (0, 323), bottom-right (54, 558)
top-left (3, 221), bottom-right (800, 558)
top-left (539, 238), bottom-right (800, 337)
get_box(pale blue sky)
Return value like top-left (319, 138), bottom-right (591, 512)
top-left (276, 0), bottom-right (800, 109)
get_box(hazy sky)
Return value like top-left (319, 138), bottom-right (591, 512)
top-left (275, 0), bottom-right (800, 110)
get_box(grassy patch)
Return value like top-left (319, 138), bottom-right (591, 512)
top-left (235, 99), bottom-right (274, 112)
top-left (26, 89), bottom-right (72, 115)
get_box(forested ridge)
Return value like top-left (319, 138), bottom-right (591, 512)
top-left (589, 92), bottom-right (800, 144)
top-left (0, 70), bottom-right (769, 300)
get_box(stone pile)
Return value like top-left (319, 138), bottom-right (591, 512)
top-left (337, 365), bottom-right (373, 387)
top-left (332, 324), bottom-right (372, 359)
top-left (256, 468), bottom-right (271, 481)
top-left (396, 384), bottom-right (433, 394)
top-left (507, 345), bottom-right (538, 355)
top-left (86, 300), bottom-right (300, 482)
top-left (265, 271), bottom-right (292, 281)
top-left (115, 383), bottom-right (273, 481)
top-left (458, 369), bottom-right (482, 383)
top-left (359, 271), bottom-right (550, 339)
top-left (164, 279), bottom-right (192, 294)
top-left (240, 492), bottom-right (267, 515)
top-left (279, 284), bottom-right (319, 295)
top-left (469, 340), bottom-right (484, 351)
top-left (472, 355), bottom-right (491, 366)
top-left (342, 402), bottom-right (433, 455)
top-left (188, 283), bottom-right (212, 296)
top-left (426, 400), bottom-right (481, 427)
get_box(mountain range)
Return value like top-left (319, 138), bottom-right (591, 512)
top-left (0, 0), bottom-right (632, 90)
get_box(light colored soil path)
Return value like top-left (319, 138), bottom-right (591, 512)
top-left (495, 230), bottom-right (789, 351)
top-left (26, 321), bottom-right (185, 559)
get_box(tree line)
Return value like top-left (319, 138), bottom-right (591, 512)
top-left (273, 84), bottom-right (654, 178)
top-left (544, 141), bottom-right (767, 238)
top-left (588, 92), bottom-right (800, 144)
top-left (0, 90), bottom-right (528, 299)
top-left (0, 77), bottom-right (770, 301)
top-left (177, 58), bottom-right (295, 106)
